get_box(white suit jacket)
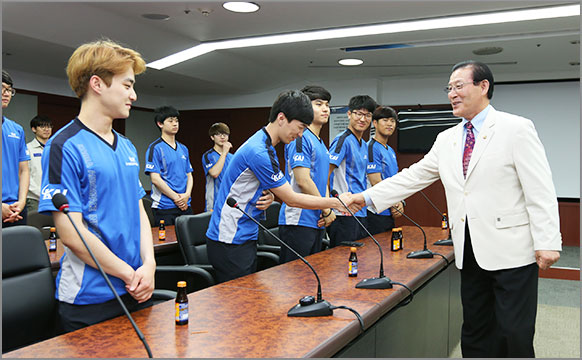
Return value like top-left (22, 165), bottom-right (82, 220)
top-left (365, 106), bottom-right (562, 270)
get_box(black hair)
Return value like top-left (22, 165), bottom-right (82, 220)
top-left (2, 70), bottom-right (13, 86)
top-left (301, 85), bottom-right (331, 102)
top-left (154, 105), bottom-right (180, 130)
top-left (348, 95), bottom-right (377, 112)
top-left (372, 106), bottom-right (398, 122)
top-left (30, 115), bottom-right (53, 129)
top-left (268, 90), bottom-right (313, 125)
top-left (452, 60), bottom-right (494, 99)
top-left (209, 122), bottom-right (230, 137)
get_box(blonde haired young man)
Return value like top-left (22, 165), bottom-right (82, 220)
top-left (38, 40), bottom-right (156, 332)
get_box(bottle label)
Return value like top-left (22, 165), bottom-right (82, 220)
top-left (49, 239), bottom-right (57, 251)
top-left (392, 239), bottom-right (399, 251)
top-left (441, 220), bottom-right (447, 229)
top-left (159, 230), bottom-right (166, 240)
top-left (175, 302), bottom-right (188, 322)
top-left (348, 261), bottom-right (358, 275)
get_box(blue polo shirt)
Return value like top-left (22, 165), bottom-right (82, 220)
top-left (144, 138), bottom-right (193, 210)
top-left (2, 116), bottom-right (30, 203)
top-left (366, 138), bottom-right (398, 216)
top-left (329, 129), bottom-right (367, 217)
top-left (38, 118), bottom-right (145, 305)
top-left (206, 128), bottom-right (287, 244)
top-left (278, 128), bottom-right (329, 229)
top-left (202, 148), bottom-right (233, 211)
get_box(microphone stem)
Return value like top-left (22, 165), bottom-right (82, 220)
top-left (419, 190), bottom-right (442, 215)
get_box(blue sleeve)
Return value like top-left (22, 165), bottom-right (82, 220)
top-left (249, 151), bottom-right (287, 189)
top-left (144, 144), bottom-right (161, 175)
top-left (387, 146), bottom-right (399, 176)
top-left (183, 145), bottom-right (193, 174)
top-left (19, 127), bottom-right (30, 162)
top-left (38, 143), bottom-right (83, 214)
top-left (202, 151), bottom-right (216, 176)
top-left (367, 143), bottom-right (382, 174)
top-left (287, 138), bottom-right (312, 169)
top-left (328, 136), bottom-right (346, 167)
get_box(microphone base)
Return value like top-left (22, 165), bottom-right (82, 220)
top-left (288, 300), bottom-right (334, 317)
top-left (407, 249), bottom-right (434, 259)
top-left (356, 276), bottom-right (393, 289)
top-left (433, 238), bottom-right (453, 246)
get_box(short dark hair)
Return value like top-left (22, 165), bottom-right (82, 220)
top-left (154, 105), bottom-right (180, 130)
top-left (2, 70), bottom-right (13, 86)
top-left (209, 122), bottom-right (230, 137)
top-left (30, 115), bottom-right (53, 129)
top-left (348, 95), bottom-right (377, 112)
top-left (452, 60), bottom-right (494, 99)
top-left (372, 106), bottom-right (398, 122)
top-left (301, 85), bottom-right (331, 102)
top-left (268, 90), bottom-right (313, 125)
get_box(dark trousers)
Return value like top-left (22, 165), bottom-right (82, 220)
top-left (152, 206), bottom-right (193, 226)
top-left (460, 222), bottom-right (538, 358)
top-left (2, 206), bottom-right (28, 228)
top-left (327, 215), bottom-right (368, 248)
top-left (58, 294), bottom-right (153, 333)
top-left (278, 225), bottom-right (324, 264)
top-left (206, 237), bottom-right (257, 283)
top-left (366, 210), bottom-right (395, 236)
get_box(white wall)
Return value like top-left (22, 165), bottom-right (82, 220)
top-left (2, 92), bottom-right (38, 143)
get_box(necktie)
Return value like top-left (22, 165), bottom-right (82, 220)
top-left (463, 121), bottom-right (475, 178)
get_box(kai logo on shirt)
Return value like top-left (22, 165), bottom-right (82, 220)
top-left (126, 157), bottom-right (139, 166)
top-left (367, 164), bottom-right (377, 170)
top-left (7, 132), bottom-right (20, 139)
top-left (329, 154), bottom-right (339, 161)
top-left (293, 154), bottom-right (304, 162)
top-left (41, 185), bottom-right (68, 200)
top-left (271, 172), bottom-right (284, 182)
top-left (146, 164), bottom-right (155, 170)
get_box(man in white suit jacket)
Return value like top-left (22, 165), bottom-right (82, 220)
top-left (351, 61), bottom-right (561, 357)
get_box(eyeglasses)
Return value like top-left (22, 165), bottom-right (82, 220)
top-left (443, 81), bottom-right (477, 94)
top-left (37, 125), bottom-right (53, 130)
top-left (351, 110), bottom-right (372, 120)
top-left (1, 86), bottom-right (16, 96)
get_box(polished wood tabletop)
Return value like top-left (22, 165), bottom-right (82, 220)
top-left (13, 226), bottom-right (453, 358)
top-left (45, 225), bottom-right (177, 270)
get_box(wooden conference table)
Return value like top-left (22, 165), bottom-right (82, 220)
top-left (11, 226), bottom-right (461, 358)
top-left (45, 225), bottom-right (177, 270)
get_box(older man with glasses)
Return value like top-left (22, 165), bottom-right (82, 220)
top-left (2, 70), bottom-right (30, 226)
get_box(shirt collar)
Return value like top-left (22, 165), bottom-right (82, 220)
top-left (461, 104), bottom-right (491, 133)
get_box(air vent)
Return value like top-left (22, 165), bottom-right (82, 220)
top-left (472, 47), bottom-right (503, 55)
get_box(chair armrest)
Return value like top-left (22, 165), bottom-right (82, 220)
top-left (257, 244), bottom-right (280, 255)
top-left (155, 265), bottom-right (215, 293)
top-left (152, 289), bottom-right (177, 301)
top-left (257, 251), bottom-right (280, 271)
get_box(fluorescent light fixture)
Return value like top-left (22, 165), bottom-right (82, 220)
top-left (147, 4), bottom-right (580, 70)
top-left (338, 58), bottom-right (364, 66)
top-left (223, 2), bottom-right (260, 13)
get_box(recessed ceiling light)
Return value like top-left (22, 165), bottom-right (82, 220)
top-left (223, 2), bottom-right (260, 13)
top-left (142, 13), bottom-right (170, 20)
top-left (472, 46), bottom-right (503, 55)
top-left (338, 58), bottom-right (364, 66)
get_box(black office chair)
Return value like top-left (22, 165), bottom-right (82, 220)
top-left (258, 201), bottom-right (281, 255)
top-left (175, 212), bottom-right (279, 283)
top-left (26, 210), bottom-right (55, 239)
top-left (2, 226), bottom-right (60, 353)
top-left (141, 195), bottom-right (155, 227)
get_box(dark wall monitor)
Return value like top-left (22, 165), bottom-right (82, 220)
top-left (397, 110), bottom-right (461, 153)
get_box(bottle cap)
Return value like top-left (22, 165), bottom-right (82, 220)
top-left (50, 227), bottom-right (56, 232)
top-left (350, 247), bottom-right (357, 252)
top-left (160, 220), bottom-right (165, 224)
top-left (443, 212), bottom-right (447, 216)
top-left (177, 281), bottom-right (187, 288)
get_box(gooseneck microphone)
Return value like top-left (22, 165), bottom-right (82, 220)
top-left (389, 204), bottom-right (434, 259)
top-left (330, 190), bottom-right (393, 289)
top-left (418, 191), bottom-right (453, 246)
top-left (226, 197), bottom-right (334, 317)
top-left (51, 193), bottom-right (153, 358)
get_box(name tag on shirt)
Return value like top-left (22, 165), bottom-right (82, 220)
top-left (33, 153), bottom-right (42, 157)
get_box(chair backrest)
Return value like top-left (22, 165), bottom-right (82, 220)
top-left (260, 201), bottom-right (281, 229)
top-left (141, 195), bottom-right (155, 226)
top-left (174, 212), bottom-right (213, 265)
top-left (2, 226), bottom-right (58, 353)
top-left (26, 210), bottom-right (55, 240)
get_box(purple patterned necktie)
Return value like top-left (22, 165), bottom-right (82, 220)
top-left (463, 121), bottom-right (475, 178)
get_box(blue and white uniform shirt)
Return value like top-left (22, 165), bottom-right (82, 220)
top-left (38, 118), bottom-right (145, 305)
top-left (202, 148), bottom-right (233, 212)
top-left (366, 138), bottom-right (398, 216)
top-left (329, 129), bottom-right (367, 217)
top-left (278, 128), bottom-right (329, 229)
top-left (206, 128), bottom-right (287, 244)
top-left (144, 138), bottom-right (193, 210)
top-left (2, 116), bottom-right (31, 203)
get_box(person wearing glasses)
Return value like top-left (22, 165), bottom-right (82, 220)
top-left (26, 115), bottom-right (53, 212)
top-left (202, 122), bottom-right (233, 212)
top-left (327, 95), bottom-right (377, 247)
top-left (2, 70), bottom-right (30, 227)
top-left (349, 61), bottom-right (561, 357)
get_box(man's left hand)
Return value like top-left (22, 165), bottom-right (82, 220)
top-left (535, 250), bottom-right (560, 270)
top-left (126, 262), bottom-right (156, 303)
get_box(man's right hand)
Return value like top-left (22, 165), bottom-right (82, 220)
top-left (2, 202), bottom-right (22, 223)
top-left (222, 141), bottom-right (233, 153)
